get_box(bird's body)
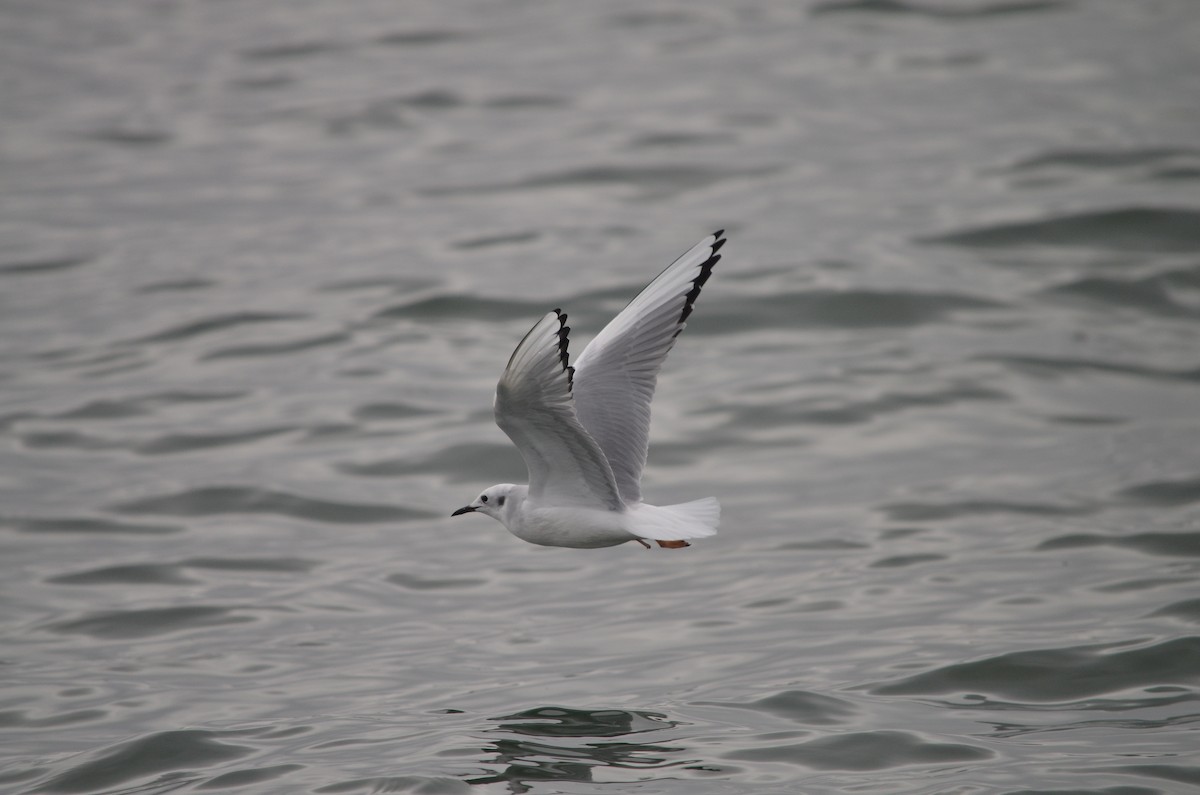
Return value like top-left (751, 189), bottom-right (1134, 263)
top-left (452, 231), bottom-right (726, 549)
top-left (494, 487), bottom-right (631, 548)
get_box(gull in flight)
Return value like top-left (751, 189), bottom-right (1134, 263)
top-left (451, 231), bottom-right (725, 549)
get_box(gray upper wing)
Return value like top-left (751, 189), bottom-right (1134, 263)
top-left (571, 231), bottom-right (725, 504)
top-left (494, 310), bottom-right (624, 511)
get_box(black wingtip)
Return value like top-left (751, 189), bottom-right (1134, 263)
top-left (680, 230), bottom-right (726, 324)
top-left (553, 308), bottom-right (574, 391)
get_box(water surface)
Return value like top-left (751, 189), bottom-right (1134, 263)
top-left (2, 1), bottom-right (1199, 793)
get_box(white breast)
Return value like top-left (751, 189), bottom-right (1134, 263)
top-left (508, 503), bottom-right (634, 548)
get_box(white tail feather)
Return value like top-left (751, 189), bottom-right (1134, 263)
top-left (629, 497), bottom-right (720, 542)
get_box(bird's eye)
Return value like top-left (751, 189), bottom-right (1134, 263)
top-left (480, 495), bottom-right (488, 503)
top-left (497, 496), bottom-right (506, 506)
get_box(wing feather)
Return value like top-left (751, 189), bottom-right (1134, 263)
top-left (572, 231), bottom-right (725, 504)
top-left (494, 310), bottom-right (624, 511)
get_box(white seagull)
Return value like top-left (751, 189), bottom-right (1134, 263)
top-left (451, 230), bottom-right (726, 549)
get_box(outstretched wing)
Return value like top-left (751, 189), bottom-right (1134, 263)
top-left (494, 310), bottom-right (624, 511)
top-left (572, 230), bottom-right (725, 504)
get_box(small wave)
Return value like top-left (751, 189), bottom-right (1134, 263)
top-left (20, 430), bottom-right (120, 452)
top-left (351, 402), bottom-right (438, 421)
top-left (50, 390), bottom-right (247, 421)
top-left (628, 131), bottom-right (737, 149)
top-left (52, 400), bottom-right (148, 420)
top-left (110, 486), bottom-right (432, 524)
top-left (870, 553), bottom-right (947, 568)
top-left (1038, 530), bottom-right (1200, 557)
top-left (318, 275), bottom-right (438, 293)
top-left (695, 690), bottom-right (859, 725)
top-left (241, 40), bottom-right (344, 61)
top-left (372, 294), bottom-right (544, 322)
top-left (46, 605), bottom-right (254, 640)
top-left (131, 311), bottom-right (307, 344)
top-left (84, 127), bottom-right (173, 147)
top-left (201, 332), bottom-right (349, 360)
top-left (5, 516), bottom-right (183, 535)
top-left (37, 729), bottom-right (253, 793)
top-left (484, 94), bottom-right (569, 109)
top-left (918, 206), bottom-right (1200, 252)
top-left (1042, 268), bottom-right (1200, 318)
top-left (375, 30), bottom-right (470, 47)
top-left (316, 776), bottom-right (469, 794)
top-left (387, 572), bottom-right (487, 590)
top-left (452, 231), bottom-right (541, 250)
top-left (1117, 475), bottom-right (1200, 507)
top-left (18, 426), bottom-right (296, 456)
top-left (871, 637), bottom-right (1200, 701)
top-left (337, 441), bottom-right (523, 484)
top-left (711, 383), bottom-right (1008, 429)
top-left (0, 255), bottom-right (91, 276)
top-left (725, 730), bottom-right (991, 770)
top-left (811, 0), bottom-right (1066, 20)
top-left (138, 427), bottom-right (297, 455)
top-left (135, 278), bottom-right (217, 293)
top-left (982, 353), bottom-right (1200, 383)
top-left (49, 563), bottom-right (197, 586)
top-left (181, 556), bottom-right (316, 572)
top-left (1005, 146), bottom-right (1200, 173)
top-left (998, 146), bottom-right (1200, 190)
top-left (610, 10), bottom-right (697, 28)
top-left (879, 499), bottom-right (1093, 522)
top-left (0, 708), bottom-right (106, 729)
top-left (47, 556), bottom-right (318, 585)
top-left (200, 764), bottom-right (305, 789)
top-left (420, 163), bottom-right (778, 200)
top-left (695, 289), bottom-right (1003, 334)
top-left (1103, 765), bottom-right (1200, 789)
top-left (1150, 598), bottom-right (1200, 625)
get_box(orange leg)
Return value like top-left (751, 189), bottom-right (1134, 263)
top-left (655, 540), bottom-right (690, 549)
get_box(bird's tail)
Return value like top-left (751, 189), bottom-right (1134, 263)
top-left (629, 497), bottom-right (720, 542)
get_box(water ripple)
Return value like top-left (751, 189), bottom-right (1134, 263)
top-left (812, 0), bottom-right (1066, 20)
top-left (981, 354), bottom-right (1200, 384)
top-left (46, 606), bottom-right (256, 640)
top-left (695, 690), bottom-right (859, 725)
top-left (725, 729), bottom-right (991, 770)
top-left (0, 255), bottom-right (91, 276)
top-left (880, 499), bottom-right (1093, 522)
top-left (1117, 475), bottom-right (1200, 507)
top-left (696, 289), bottom-right (1004, 333)
top-left (201, 332), bottom-right (350, 360)
top-left (109, 486), bottom-right (433, 524)
top-left (1038, 530), bottom-right (1200, 557)
top-left (871, 637), bottom-right (1200, 701)
top-left (918, 207), bottom-right (1200, 252)
top-left (38, 729), bottom-right (253, 793)
top-left (420, 163), bottom-right (778, 200)
top-left (5, 516), bottom-right (184, 535)
top-left (131, 312), bottom-right (308, 344)
top-left (337, 442), bottom-right (522, 483)
top-left (18, 426), bottom-right (297, 455)
top-left (465, 707), bottom-right (685, 790)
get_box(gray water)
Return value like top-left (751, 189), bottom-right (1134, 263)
top-left (2, 1), bottom-right (1199, 793)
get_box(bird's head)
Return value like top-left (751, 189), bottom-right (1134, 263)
top-left (451, 484), bottom-right (521, 522)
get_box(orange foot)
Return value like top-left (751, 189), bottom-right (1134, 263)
top-left (656, 540), bottom-right (691, 549)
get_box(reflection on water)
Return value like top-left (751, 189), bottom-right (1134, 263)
top-left (467, 708), bottom-right (685, 793)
